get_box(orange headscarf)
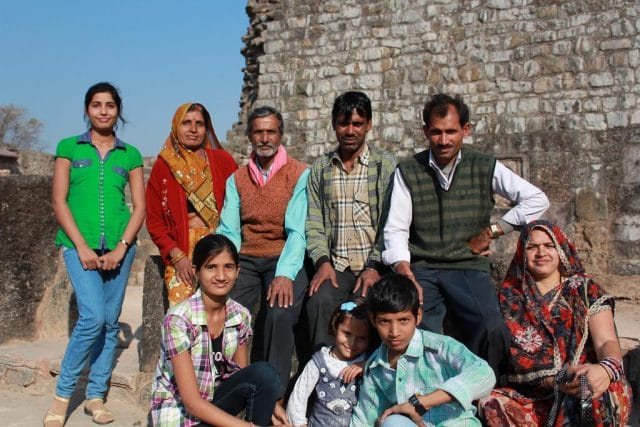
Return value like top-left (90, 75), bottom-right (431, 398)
top-left (159, 103), bottom-right (223, 229)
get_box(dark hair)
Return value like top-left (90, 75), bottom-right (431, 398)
top-left (186, 103), bottom-right (221, 148)
top-left (246, 106), bottom-right (284, 135)
top-left (328, 298), bottom-right (380, 352)
top-left (331, 91), bottom-right (372, 126)
top-left (422, 93), bottom-right (469, 128)
top-left (366, 274), bottom-right (420, 318)
top-left (192, 234), bottom-right (239, 271)
top-left (84, 82), bottom-right (126, 128)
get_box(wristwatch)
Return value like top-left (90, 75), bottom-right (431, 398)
top-left (408, 393), bottom-right (427, 416)
top-left (490, 223), bottom-right (502, 238)
top-left (119, 239), bottom-right (130, 248)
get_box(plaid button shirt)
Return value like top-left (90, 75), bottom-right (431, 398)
top-left (329, 144), bottom-right (376, 273)
top-left (306, 143), bottom-right (396, 274)
top-left (151, 289), bottom-right (252, 427)
top-left (351, 329), bottom-right (495, 426)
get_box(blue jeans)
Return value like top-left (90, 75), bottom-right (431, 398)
top-left (381, 414), bottom-right (418, 426)
top-left (55, 245), bottom-right (136, 399)
top-left (197, 361), bottom-right (281, 426)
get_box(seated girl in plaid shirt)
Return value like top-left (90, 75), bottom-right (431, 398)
top-left (151, 234), bottom-right (285, 426)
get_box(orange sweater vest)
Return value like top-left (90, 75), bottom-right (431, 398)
top-left (235, 157), bottom-right (307, 258)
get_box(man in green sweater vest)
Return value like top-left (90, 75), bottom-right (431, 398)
top-left (382, 94), bottom-right (549, 377)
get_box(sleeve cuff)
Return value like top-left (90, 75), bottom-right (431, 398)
top-left (497, 219), bottom-right (514, 234)
top-left (439, 379), bottom-right (473, 412)
top-left (364, 259), bottom-right (388, 275)
top-left (315, 256), bottom-right (330, 270)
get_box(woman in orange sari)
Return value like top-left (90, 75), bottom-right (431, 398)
top-left (146, 103), bottom-right (237, 305)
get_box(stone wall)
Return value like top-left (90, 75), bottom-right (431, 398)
top-left (0, 176), bottom-right (60, 343)
top-left (17, 150), bottom-right (54, 176)
top-left (227, 0), bottom-right (640, 279)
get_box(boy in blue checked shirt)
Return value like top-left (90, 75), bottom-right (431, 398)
top-left (351, 274), bottom-right (495, 426)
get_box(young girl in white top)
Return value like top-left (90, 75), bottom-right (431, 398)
top-left (286, 301), bottom-right (378, 427)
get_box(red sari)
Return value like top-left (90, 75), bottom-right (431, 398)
top-left (479, 220), bottom-right (632, 426)
top-left (145, 103), bottom-right (237, 304)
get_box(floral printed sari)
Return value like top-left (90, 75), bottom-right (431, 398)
top-left (479, 220), bottom-right (632, 426)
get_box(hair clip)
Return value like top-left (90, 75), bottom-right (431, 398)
top-left (340, 301), bottom-right (358, 312)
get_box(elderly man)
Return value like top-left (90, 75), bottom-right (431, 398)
top-left (217, 106), bottom-right (309, 393)
top-left (383, 93), bottom-right (550, 376)
top-left (305, 91), bottom-right (396, 349)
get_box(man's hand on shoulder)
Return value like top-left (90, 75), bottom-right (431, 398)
top-left (308, 262), bottom-right (338, 296)
top-left (393, 261), bottom-right (423, 305)
top-left (353, 268), bottom-right (380, 297)
top-left (468, 224), bottom-right (503, 256)
top-left (267, 276), bottom-right (294, 307)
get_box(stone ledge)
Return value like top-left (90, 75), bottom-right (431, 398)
top-left (0, 353), bottom-right (152, 409)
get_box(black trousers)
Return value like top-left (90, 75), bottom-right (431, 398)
top-left (229, 254), bottom-right (308, 395)
top-left (413, 267), bottom-right (510, 378)
top-left (304, 268), bottom-right (357, 350)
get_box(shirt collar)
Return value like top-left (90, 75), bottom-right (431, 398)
top-left (189, 288), bottom-right (243, 329)
top-left (77, 130), bottom-right (126, 149)
top-left (330, 142), bottom-right (370, 167)
top-left (248, 145), bottom-right (288, 186)
top-left (368, 328), bottom-right (422, 370)
top-left (428, 148), bottom-right (462, 173)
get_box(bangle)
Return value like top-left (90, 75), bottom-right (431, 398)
top-left (171, 251), bottom-right (186, 265)
top-left (599, 357), bottom-right (623, 383)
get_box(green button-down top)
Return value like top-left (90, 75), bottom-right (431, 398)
top-left (54, 132), bottom-right (143, 250)
top-left (351, 329), bottom-right (496, 426)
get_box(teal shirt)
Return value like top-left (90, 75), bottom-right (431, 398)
top-left (217, 168), bottom-right (309, 280)
top-left (54, 132), bottom-right (143, 250)
top-left (351, 329), bottom-right (495, 426)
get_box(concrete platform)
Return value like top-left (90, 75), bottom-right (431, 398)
top-left (1, 285), bottom-right (639, 426)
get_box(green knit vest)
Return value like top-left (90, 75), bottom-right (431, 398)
top-left (398, 147), bottom-right (496, 271)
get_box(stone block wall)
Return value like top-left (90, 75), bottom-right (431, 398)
top-left (227, 0), bottom-right (640, 279)
top-left (17, 150), bottom-right (54, 176)
top-left (0, 176), bottom-right (60, 343)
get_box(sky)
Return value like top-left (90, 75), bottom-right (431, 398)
top-left (0, 1), bottom-right (248, 156)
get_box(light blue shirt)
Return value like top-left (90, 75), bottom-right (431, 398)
top-left (350, 329), bottom-right (495, 426)
top-left (217, 168), bottom-right (309, 281)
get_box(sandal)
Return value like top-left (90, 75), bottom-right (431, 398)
top-left (83, 398), bottom-right (114, 425)
top-left (43, 395), bottom-right (69, 427)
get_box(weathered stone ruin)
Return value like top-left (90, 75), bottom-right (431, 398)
top-left (227, 0), bottom-right (640, 283)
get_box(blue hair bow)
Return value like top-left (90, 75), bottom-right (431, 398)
top-left (340, 301), bottom-right (358, 312)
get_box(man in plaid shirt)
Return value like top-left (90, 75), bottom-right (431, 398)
top-left (305, 91), bottom-right (396, 350)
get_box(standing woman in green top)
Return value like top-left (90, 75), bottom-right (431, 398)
top-left (44, 82), bottom-right (146, 427)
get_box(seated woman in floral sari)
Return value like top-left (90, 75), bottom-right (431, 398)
top-left (479, 220), bottom-right (632, 426)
